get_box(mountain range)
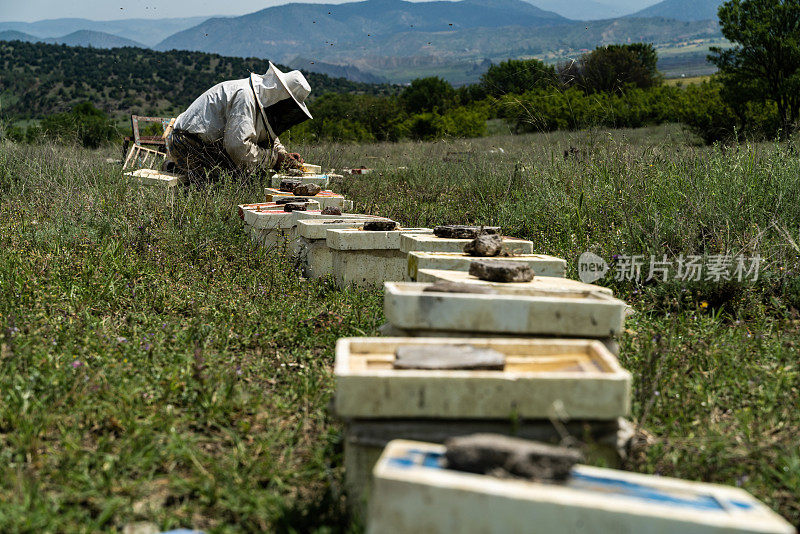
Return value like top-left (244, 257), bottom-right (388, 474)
top-left (0, 0), bottom-right (725, 84)
top-left (155, 0), bottom-right (566, 58)
top-left (153, 0), bottom-right (722, 83)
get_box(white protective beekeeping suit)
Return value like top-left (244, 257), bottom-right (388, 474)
top-left (173, 62), bottom-right (312, 172)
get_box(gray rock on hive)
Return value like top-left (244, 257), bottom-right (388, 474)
top-left (464, 234), bottom-right (504, 257)
top-left (275, 196), bottom-right (310, 205)
top-left (293, 183), bottom-right (322, 196)
top-left (444, 434), bottom-right (583, 482)
top-left (283, 202), bottom-right (308, 212)
top-left (469, 260), bottom-right (534, 283)
top-left (363, 220), bottom-right (398, 231)
top-left (279, 179), bottom-right (302, 192)
top-left (393, 345), bottom-right (506, 370)
top-left (433, 225), bottom-right (501, 239)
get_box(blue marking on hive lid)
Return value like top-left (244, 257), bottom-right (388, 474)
top-left (569, 472), bottom-right (725, 511)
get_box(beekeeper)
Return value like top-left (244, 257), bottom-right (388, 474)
top-left (167, 62), bottom-right (312, 180)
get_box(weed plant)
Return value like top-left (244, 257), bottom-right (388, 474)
top-left (0, 124), bottom-right (798, 530)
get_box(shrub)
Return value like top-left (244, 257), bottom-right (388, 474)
top-left (39, 102), bottom-right (119, 148)
top-left (679, 80), bottom-right (781, 144)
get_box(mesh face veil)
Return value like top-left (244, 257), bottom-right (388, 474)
top-left (250, 63), bottom-right (312, 140)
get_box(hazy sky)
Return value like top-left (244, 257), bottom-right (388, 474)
top-left (1, 0), bottom-right (451, 22)
top-left (0, 0), bottom-right (650, 22)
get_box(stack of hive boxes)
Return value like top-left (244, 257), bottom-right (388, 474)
top-left (332, 225), bottom-right (636, 515)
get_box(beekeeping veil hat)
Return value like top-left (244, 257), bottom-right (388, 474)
top-left (250, 62), bottom-right (313, 138)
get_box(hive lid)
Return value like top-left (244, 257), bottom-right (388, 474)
top-left (407, 252), bottom-right (568, 281)
top-left (335, 337), bottom-right (630, 419)
top-left (400, 233), bottom-right (534, 254)
top-left (239, 202), bottom-right (320, 229)
top-left (297, 218), bottom-right (388, 239)
top-left (291, 211), bottom-right (371, 226)
top-left (371, 440), bottom-right (794, 534)
top-left (383, 281), bottom-right (626, 337)
top-left (326, 228), bottom-right (433, 250)
top-left (416, 269), bottom-right (613, 295)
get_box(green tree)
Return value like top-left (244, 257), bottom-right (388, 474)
top-left (710, 0), bottom-right (800, 134)
top-left (400, 77), bottom-right (455, 114)
top-left (480, 58), bottom-right (556, 97)
top-left (573, 43), bottom-right (662, 94)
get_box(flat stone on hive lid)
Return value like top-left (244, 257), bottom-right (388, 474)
top-left (464, 234), bottom-right (503, 257)
top-left (469, 260), bottom-right (535, 283)
top-left (363, 220), bottom-right (398, 231)
top-left (279, 178), bottom-right (302, 192)
top-left (275, 196), bottom-right (311, 205)
top-left (294, 183), bottom-right (322, 196)
top-left (444, 434), bottom-right (583, 481)
top-left (434, 225), bottom-right (501, 239)
top-left (393, 345), bottom-right (506, 370)
top-left (283, 202), bottom-right (308, 212)
top-left (422, 281), bottom-right (497, 294)
top-left (322, 206), bottom-right (342, 215)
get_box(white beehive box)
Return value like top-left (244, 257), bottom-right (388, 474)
top-left (326, 228), bottom-right (433, 288)
top-left (238, 203), bottom-right (357, 250)
top-left (335, 337), bottom-right (630, 420)
top-left (384, 281), bottom-right (626, 338)
top-left (265, 187), bottom-right (354, 212)
top-left (368, 440), bottom-right (794, 534)
top-left (294, 218), bottom-right (390, 279)
top-left (271, 172), bottom-right (329, 188)
top-left (237, 203), bottom-right (309, 249)
top-left (406, 251), bottom-right (567, 282)
top-left (239, 203), bottom-right (320, 230)
top-left (415, 269), bottom-right (613, 296)
top-left (400, 234), bottom-right (534, 255)
top-left (124, 169), bottom-right (186, 188)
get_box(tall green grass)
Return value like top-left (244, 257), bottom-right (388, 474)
top-left (0, 125), bottom-right (799, 531)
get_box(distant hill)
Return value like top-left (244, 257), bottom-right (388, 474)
top-left (0, 40), bottom-right (398, 121)
top-left (156, 0), bottom-right (568, 61)
top-left (0, 16), bottom-right (211, 47)
top-left (0, 30), bottom-right (40, 43)
top-left (630, 0), bottom-right (724, 21)
top-left (44, 30), bottom-right (145, 49)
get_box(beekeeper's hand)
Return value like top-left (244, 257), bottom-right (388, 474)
top-left (276, 152), bottom-right (304, 170)
top-left (286, 153), bottom-right (305, 167)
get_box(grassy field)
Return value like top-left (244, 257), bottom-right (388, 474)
top-left (1, 124), bottom-right (799, 532)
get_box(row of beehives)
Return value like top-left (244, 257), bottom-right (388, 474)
top-left (237, 175), bottom-right (793, 534)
